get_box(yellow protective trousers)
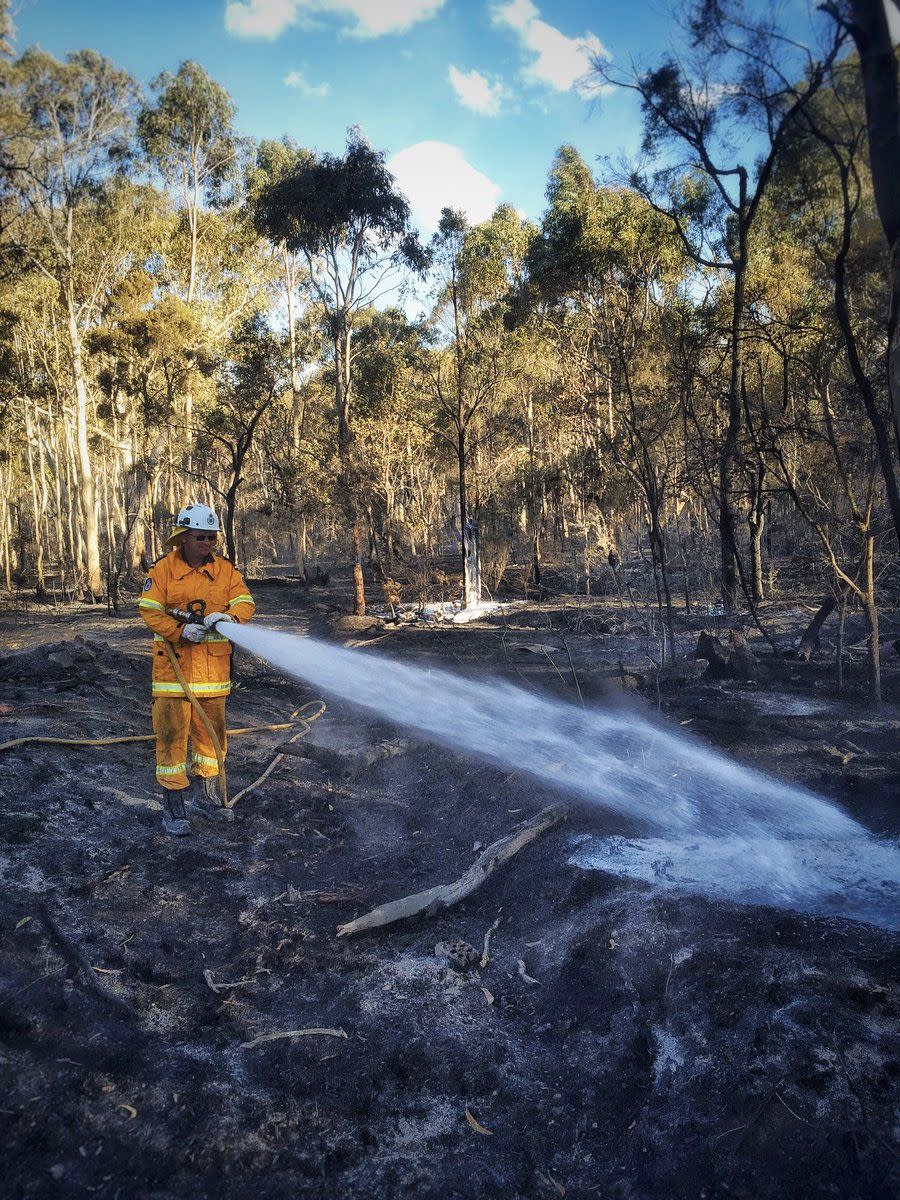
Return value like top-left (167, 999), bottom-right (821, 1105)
top-left (152, 696), bottom-right (227, 791)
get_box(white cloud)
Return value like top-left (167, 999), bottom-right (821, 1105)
top-left (448, 65), bottom-right (506, 116)
top-left (225, 0), bottom-right (446, 39)
top-left (225, 0), bottom-right (296, 36)
top-left (491, 0), bottom-right (608, 95)
top-left (283, 69), bottom-right (331, 97)
top-left (388, 141), bottom-right (502, 231)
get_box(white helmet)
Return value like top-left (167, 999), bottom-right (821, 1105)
top-left (171, 503), bottom-right (220, 536)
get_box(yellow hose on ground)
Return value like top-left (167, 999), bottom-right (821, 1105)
top-left (0, 715), bottom-right (322, 753)
top-left (229, 703), bottom-right (326, 807)
top-left (0, 649), bottom-right (327, 813)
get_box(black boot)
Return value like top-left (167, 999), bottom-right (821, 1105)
top-left (191, 776), bottom-right (234, 823)
top-left (161, 789), bottom-right (191, 836)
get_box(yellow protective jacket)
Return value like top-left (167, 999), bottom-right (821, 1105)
top-left (137, 549), bottom-right (255, 699)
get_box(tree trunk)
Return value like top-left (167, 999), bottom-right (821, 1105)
top-left (457, 424), bottom-right (481, 608)
top-left (845, 0), bottom-right (900, 465)
top-left (648, 503), bottom-right (676, 663)
top-left (332, 325), bottom-right (366, 615)
top-left (797, 595), bottom-right (836, 660)
top-left (24, 399), bottom-right (46, 597)
top-left (352, 522), bottom-right (366, 615)
top-left (747, 459), bottom-right (766, 604)
top-left (49, 430), bottom-right (67, 592)
top-left (284, 247), bottom-right (304, 450)
top-left (0, 460), bottom-right (12, 591)
top-left (525, 391), bottom-right (542, 585)
top-left (463, 518), bottom-right (481, 608)
top-left (124, 429), bottom-right (167, 573)
top-left (68, 311), bottom-right (102, 597)
top-left (295, 515), bottom-right (308, 582)
top-left (836, 586), bottom-right (846, 694)
top-left (861, 531), bottom-right (881, 704)
top-left (719, 223), bottom-right (747, 611)
top-left (830, 158), bottom-right (900, 557)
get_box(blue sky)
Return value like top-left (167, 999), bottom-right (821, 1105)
top-left (13, 0), bottom-right (668, 231)
top-left (15, 0), bottom-right (874, 233)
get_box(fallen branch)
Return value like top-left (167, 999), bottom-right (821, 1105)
top-left (203, 969), bottom-right (256, 995)
top-left (480, 918), bottom-right (500, 969)
top-left (517, 958), bottom-right (540, 985)
top-left (274, 737), bottom-right (408, 775)
top-left (241, 1027), bottom-right (348, 1049)
top-left (337, 805), bottom-right (566, 937)
top-left (38, 904), bottom-right (137, 1021)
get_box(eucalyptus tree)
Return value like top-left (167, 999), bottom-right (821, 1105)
top-left (595, 0), bottom-right (845, 609)
top-left (138, 61), bottom-right (239, 479)
top-left (197, 314), bottom-right (287, 563)
top-left (524, 147), bottom-right (690, 628)
top-left (0, 0), bottom-right (13, 59)
top-left (760, 336), bottom-right (886, 702)
top-left (246, 138), bottom-right (314, 450)
top-left (0, 48), bottom-right (140, 597)
top-left (89, 251), bottom-right (204, 578)
top-left (426, 204), bottom-right (532, 606)
top-left (744, 49), bottom-right (895, 695)
top-left (138, 61), bottom-right (238, 306)
top-left (252, 128), bottom-right (428, 614)
top-left (350, 306), bottom-right (432, 571)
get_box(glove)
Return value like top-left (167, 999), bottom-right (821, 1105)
top-left (204, 612), bottom-right (235, 630)
top-left (182, 623), bottom-right (207, 643)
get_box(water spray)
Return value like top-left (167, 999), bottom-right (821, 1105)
top-left (220, 622), bottom-right (899, 930)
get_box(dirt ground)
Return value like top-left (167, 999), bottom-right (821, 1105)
top-left (1, 580), bottom-right (898, 1200)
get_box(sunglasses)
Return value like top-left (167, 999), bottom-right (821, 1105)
top-left (188, 533), bottom-right (218, 542)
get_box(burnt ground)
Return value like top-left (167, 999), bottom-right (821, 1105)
top-left (0, 580), bottom-right (898, 1200)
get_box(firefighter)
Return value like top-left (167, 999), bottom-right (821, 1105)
top-left (138, 504), bottom-right (255, 836)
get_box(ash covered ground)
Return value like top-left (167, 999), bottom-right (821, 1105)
top-left (1, 581), bottom-right (898, 1200)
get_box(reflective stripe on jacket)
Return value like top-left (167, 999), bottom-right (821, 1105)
top-left (137, 549), bottom-right (256, 699)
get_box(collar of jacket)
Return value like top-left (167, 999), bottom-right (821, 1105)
top-left (173, 548), bottom-right (216, 580)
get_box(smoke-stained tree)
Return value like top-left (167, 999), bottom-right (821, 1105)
top-left (813, 0), bottom-right (900, 558)
top-left (821, 0), bottom-right (900, 473)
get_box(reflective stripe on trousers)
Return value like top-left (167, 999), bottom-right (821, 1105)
top-left (152, 696), bottom-right (227, 791)
top-left (151, 681), bottom-right (232, 698)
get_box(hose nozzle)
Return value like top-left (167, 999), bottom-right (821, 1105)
top-left (166, 599), bottom-right (207, 626)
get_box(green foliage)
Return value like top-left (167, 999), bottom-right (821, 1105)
top-left (352, 308), bottom-right (425, 420)
top-left (528, 145), bottom-right (682, 306)
top-left (138, 60), bottom-right (237, 203)
top-left (253, 127), bottom-right (427, 272)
